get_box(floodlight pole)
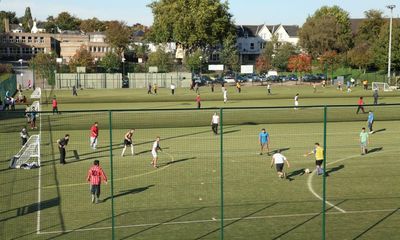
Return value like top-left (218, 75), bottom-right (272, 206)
top-left (387, 5), bottom-right (396, 84)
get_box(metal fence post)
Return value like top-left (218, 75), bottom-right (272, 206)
top-left (108, 110), bottom-right (115, 240)
top-left (219, 108), bottom-right (224, 240)
top-left (322, 106), bottom-right (327, 240)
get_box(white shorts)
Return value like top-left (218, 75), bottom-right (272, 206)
top-left (295, 101), bottom-right (299, 106)
top-left (152, 150), bottom-right (158, 158)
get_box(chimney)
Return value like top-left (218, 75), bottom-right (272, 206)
top-left (4, 18), bottom-right (10, 33)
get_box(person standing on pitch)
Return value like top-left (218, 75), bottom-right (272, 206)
top-left (373, 90), bottom-right (379, 105)
top-left (121, 129), bottom-right (135, 157)
top-left (270, 149), bottom-right (290, 179)
top-left (87, 160), bottom-right (107, 204)
top-left (223, 88), bottom-right (228, 103)
top-left (367, 111), bottom-right (374, 133)
top-left (90, 122), bottom-right (99, 150)
top-left (259, 128), bottom-right (270, 155)
top-left (210, 82), bottom-right (215, 92)
top-left (20, 127), bottom-right (29, 146)
top-left (147, 83), bottom-right (152, 94)
top-left (72, 85), bottom-right (78, 96)
top-left (356, 96), bottom-right (366, 114)
top-left (267, 83), bottom-right (271, 95)
top-left (360, 127), bottom-right (369, 155)
top-left (196, 94), bottom-right (201, 109)
top-left (170, 83), bottom-right (176, 95)
top-left (153, 83), bottom-right (158, 95)
top-left (30, 106), bottom-right (37, 129)
top-left (294, 93), bottom-right (299, 109)
top-left (304, 143), bottom-right (324, 175)
top-left (236, 82), bottom-right (241, 93)
top-left (151, 136), bottom-right (162, 168)
top-left (211, 112), bottom-right (220, 135)
top-left (57, 134), bottom-right (69, 165)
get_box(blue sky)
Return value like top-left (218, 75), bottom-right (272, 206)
top-left (1, 0), bottom-right (398, 26)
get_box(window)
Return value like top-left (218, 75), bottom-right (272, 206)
top-left (22, 36), bottom-right (26, 43)
top-left (15, 36), bottom-right (20, 43)
top-left (40, 37), bottom-right (44, 43)
top-left (34, 37), bottom-right (38, 43)
top-left (9, 36), bottom-right (14, 43)
top-left (250, 43), bottom-right (254, 50)
top-left (28, 36), bottom-right (32, 43)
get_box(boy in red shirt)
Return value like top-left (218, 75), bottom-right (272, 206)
top-left (87, 160), bottom-right (107, 204)
top-left (52, 97), bottom-right (59, 115)
top-left (356, 97), bottom-right (365, 114)
top-left (196, 94), bottom-right (201, 109)
top-left (90, 122), bottom-right (99, 150)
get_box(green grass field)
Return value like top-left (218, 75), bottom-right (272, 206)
top-left (1, 84), bottom-right (400, 240)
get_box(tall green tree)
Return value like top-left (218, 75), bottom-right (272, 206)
top-left (147, 47), bottom-right (173, 72)
top-left (348, 43), bottom-right (374, 73)
top-left (299, 5), bottom-right (352, 57)
top-left (220, 34), bottom-right (239, 72)
top-left (55, 12), bottom-right (81, 31)
top-left (105, 21), bottom-right (131, 57)
top-left (185, 49), bottom-right (203, 73)
top-left (69, 46), bottom-right (94, 72)
top-left (272, 43), bottom-right (298, 71)
top-left (22, 7), bottom-right (33, 32)
top-left (356, 10), bottom-right (385, 45)
top-left (0, 11), bottom-right (19, 32)
top-left (80, 17), bottom-right (106, 32)
top-left (29, 52), bottom-right (57, 86)
top-left (373, 20), bottom-right (400, 72)
top-left (99, 52), bottom-right (121, 73)
top-left (148, 0), bottom-right (235, 53)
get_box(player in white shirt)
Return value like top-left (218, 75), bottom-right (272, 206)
top-left (151, 136), bottom-right (162, 168)
top-left (223, 88), bottom-right (228, 103)
top-left (270, 150), bottom-right (290, 179)
top-left (211, 112), bottom-right (220, 135)
top-left (170, 84), bottom-right (176, 95)
top-left (294, 93), bottom-right (299, 109)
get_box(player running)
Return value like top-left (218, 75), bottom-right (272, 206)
top-left (90, 122), bottom-right (99, 150)
top-left (304, 143), bottom-right (324, 175)
top-left (270, 150), bottom-right (290, 179)
top-left (151, 136), bottom-right (162, 168)
top-left (86, 160), bottom-right (107, 204)
top-left (121, 129), bottom-right (135, 157)
top-left (259, 128), bottom-right (270, 155)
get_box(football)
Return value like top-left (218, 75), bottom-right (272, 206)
top-left (305, 168), bottom-right (311, 174)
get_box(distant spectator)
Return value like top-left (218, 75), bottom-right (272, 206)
top-left (373, 90), bottom-right (379, 105)
top-left (363, 80), bottom-right (368, 90)
top-left (20, 127), bottom-right (29, 146)
top-left (210, 82), bottom-right (215, 92)
top-left (147, 83), bottom-right (152, 94)
top-left (346, 81), bottom-right (352, 93)
top-left (72, 86), bottom-right (78, 96)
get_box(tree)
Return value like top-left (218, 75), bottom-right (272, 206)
top-left (80, 18), bottom-right (106, 32)
top-left (356, 10), bottom-right (385, 45)
top-left (105, 21), bottom-right (131, 57)
top-left (147, 47), bottom-right (173, 72)
top-left (69, 46), bottom-right (94, 72)
top-left (220, 34), bottom-right (239, 72)
top-left (148, 0), bottom-right (235, 53)
top-left (99, 52), bottom-right (121, 73)
top-left (55, 12), bottom-right (81, 31)
top-left (185, 49), bottom-right (203, 73)
top-left (255, 55), bottom-right (271, 74)
top-left (22, 7), bottom-right (33, 32)
top-left (319, 50), bottom-right (340, 78)
top-left (373, 20), bottom-right (400, 72)
top-left (43, 16), bottom-right (57, 33)
top-left (0, 11), bottom-right (19, 32)
top-left (299, 5), bottom-right (352, 57)
top-left (29, 52), bottom-right (57, 86)
top-left (287, 54), bottom-right (312, 76)
top-left (272, 43), bottom-right (298, 71)
top-left (348, 43), bottom-right (374, 73)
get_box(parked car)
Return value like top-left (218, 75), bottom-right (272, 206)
top-left (315, 73), bottom-right (327, 80)
top-left (266, 75), bottom-right (280, 82)
top-left (193, 75), bottom-right (211, 86)
top-left (236, 75), bottom-right (247, 83)
top-left (213, 77), bottom-right (226, 85)
top-left (287, 74), bottom-right (298, 81)
top-left (279, 75), bottom-right (287, 82)
top-left (302, 74), bottom-right (318, 82)
top-left (224, 75), bottom-right (236, 83)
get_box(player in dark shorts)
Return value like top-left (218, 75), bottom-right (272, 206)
top-left (121, 129), bottom-right (135, 157)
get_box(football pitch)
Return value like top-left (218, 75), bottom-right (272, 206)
top-left (1, 85), bottom-right (400, 240)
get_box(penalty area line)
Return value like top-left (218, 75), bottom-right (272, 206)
top-left (37, 208), bottom-right (398, 235)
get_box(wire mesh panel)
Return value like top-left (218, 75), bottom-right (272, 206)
top-left (325, 105), bottom-right (400, 239)
top-left (38, 111), bottom-right (112, 239)
top-left (111, 109), bottom-right (221, 239)
top-left (221, 107), bottom-right (325, 239)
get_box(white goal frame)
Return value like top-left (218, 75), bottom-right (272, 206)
top-left (31, 87), bottom-right (42, 99)
top-left (372, 82), bottom-right (393, 92)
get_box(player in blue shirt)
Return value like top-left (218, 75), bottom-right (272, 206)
top-left (259, 128), bottom-right (270, 155)
top-left (367, 111), bottom-right (374, 133)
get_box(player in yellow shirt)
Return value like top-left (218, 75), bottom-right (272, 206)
top-left (304, 142), bottom-right (324, 175)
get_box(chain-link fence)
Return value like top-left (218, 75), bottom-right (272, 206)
top-left (1, 104), bottom-right (400, 239)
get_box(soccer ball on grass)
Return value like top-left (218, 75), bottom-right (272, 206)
top-left (305, 168), bottom-right (311, 174)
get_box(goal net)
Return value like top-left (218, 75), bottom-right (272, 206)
top-left (372, 82), bottom-right (392, 92)
top-left (10, 135), bottom-right (40, 168)
top-left (31, 87), bottom-right (41, 99)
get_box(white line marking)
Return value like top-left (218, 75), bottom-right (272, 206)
top-left (36, 166), bottom-right (42, 234)
top-left (307, 148), bottom-right (398, 214)
top-left (37, 208), bottom-right (399, 235)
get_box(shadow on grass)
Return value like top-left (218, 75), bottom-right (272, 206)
top-left (372, 128), bottom-right (386, 134)
top-left (164, 157), bottom-right (197, 166)
top-left (195, 203), bottom-right (278, 239)
top-left (102, 185), bottom-right (154, 203)
top-left (326, 164), bottom-right (344, 175)
top-left (352, 208), bottom-right (399, 240)
top-left (270, 147), bottom-right (290, 155)
top-left (287, 168), bottom-right (305, 181)
top-left (367, 147), bottom-right (383, 154)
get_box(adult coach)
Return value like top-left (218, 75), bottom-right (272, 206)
top-left (121, 129), bottom-right (135, 157)
top-left (87, 160), bottom-right (107, 204)
top-left (360, 127), bottom-right (369, 155)
top-left (270, 150), bottom-right (290, 179)
top-left (151, 136), bottom-right (162, 168)
top-left (211, 112), bottom-right (220, 135)
top-left (304, 142), bottom-right (324, 175)
top-left (259, 128), bottom-right (270, 155)
top-left (90, 122), bottom-right (99, 150)
top-left (367, 111), bottom-right (374, 134)
top-left (57, 134), bottom-right (70, 164)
